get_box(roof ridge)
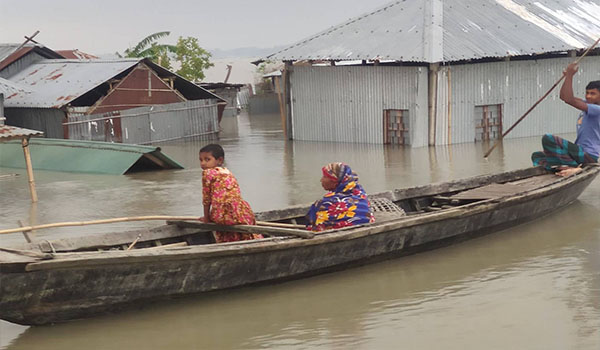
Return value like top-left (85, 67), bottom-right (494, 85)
top-left (267, 0), bottom-right (406, 60)
top-left (264, 0), bottom-right (600, 63)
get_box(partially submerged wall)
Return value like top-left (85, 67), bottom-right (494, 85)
top-left (66, 99), bottom-right (220, 144)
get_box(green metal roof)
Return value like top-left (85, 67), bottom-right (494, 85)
top-left (0, 138), bottom-right (183, 174)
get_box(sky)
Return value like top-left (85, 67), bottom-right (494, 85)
top-left (0, 0), bottom-right (392, 56)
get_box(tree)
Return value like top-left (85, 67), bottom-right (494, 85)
top-left (119, 31), bottom-right (176, 70)
top-left (175, 36), bottom-right (213, 82)
top-left (120, 32), bottom-right (213, 81)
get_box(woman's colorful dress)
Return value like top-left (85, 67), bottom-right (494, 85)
top-left (306, 163), bottom-right (375, 231)
top-left (202, 167), bottom-right (263, 243)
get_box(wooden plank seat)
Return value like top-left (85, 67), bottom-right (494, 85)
top-left (449, 174), bottom-right (558, 201)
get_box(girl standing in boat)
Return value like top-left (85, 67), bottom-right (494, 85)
top-left (306, 162), bottom-right (375, 231)
top-left (199, 144), bottom-right (263, 243)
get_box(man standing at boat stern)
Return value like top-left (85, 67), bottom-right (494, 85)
top-left (531, 62), bottom-right (600, 176)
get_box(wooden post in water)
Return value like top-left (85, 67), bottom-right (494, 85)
top-left (283, 61), bottom-right (293, 139)
top-left (274, 75), bottom-right (286, 137)
top-left (21, 137), bottom-right (38, 202)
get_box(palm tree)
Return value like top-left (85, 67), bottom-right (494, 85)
top-left (118, 31), bottom-right (177, 63)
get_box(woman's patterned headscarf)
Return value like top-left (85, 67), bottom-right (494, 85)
top-left (307, 163), bottom-right (375, 231)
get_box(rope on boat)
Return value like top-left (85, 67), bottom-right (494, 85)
top-left (0, 247), bottom-right (54, 260)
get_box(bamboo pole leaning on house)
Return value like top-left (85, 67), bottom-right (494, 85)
top-left (484, 37), bottom-right (600, 158)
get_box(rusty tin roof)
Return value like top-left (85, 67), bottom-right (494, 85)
top-left (3, 58), bottom-right (225, 108)
top-left (0, 125), bottom-right (43, 141)
top-left (4, 59), bottom-right (140, 108)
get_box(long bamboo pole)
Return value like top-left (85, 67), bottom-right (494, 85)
top-left (484, 37), bottom-right (600, 158)
top-left (0, 216), bottom-right (199, 235)
top-left (0, 216), bottom-right (304, 235)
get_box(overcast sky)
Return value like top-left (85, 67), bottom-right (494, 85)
top-left (1, 0), bottom-right (392, 56)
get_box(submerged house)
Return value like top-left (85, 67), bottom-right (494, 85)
top-left (263, 0), bottom-right (600, 147)
top-left (1, 44), bottom-right (225, 144)
top-left (199, 82), bottom-right (248, 118)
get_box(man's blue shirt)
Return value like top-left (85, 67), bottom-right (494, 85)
top-left (575, 103), bottom-right (600, 158)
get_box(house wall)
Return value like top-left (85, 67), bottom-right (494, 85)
top-left (212, 88), bottom-right (239, 117)
top-left (434, 56), bottom-right (600, 145)
top-left (89, 64), bottom-right (185, 115)
top-left (289, 57), bottom-right (600, 147)
top-left (4, 108), bottom-right (65, 138)
top-left (289, 65), bottom-right (429, 146)
top-left (249, 93), bottom-right (279, 115)
top-left (66, 99), bottom-right (220, 144)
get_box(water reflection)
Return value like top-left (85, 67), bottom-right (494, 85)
top-left (1, 112), bottom-right (599, 349)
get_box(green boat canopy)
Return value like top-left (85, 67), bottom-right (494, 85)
top-left (0, 138), bottom-right (183, 175)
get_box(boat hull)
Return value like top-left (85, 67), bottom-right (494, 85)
top-left (1, 167), bottom-right (598, 325)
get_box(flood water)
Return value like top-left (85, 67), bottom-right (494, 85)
top-left (1, 112), bottom-right (599, 349)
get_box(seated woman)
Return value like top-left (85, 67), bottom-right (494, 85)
top-left (306, 162), bottom-right (375, 231)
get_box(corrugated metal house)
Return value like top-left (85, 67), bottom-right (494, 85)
top-left (200, 82), bottom-right (246, 117)
top-left (264, 0), bottom-right (600, 147)
top-left (2, 57), bottom-right (225, 141)
top-left (0, 43), bottom-right (64, 79)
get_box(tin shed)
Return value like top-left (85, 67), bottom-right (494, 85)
top-left (3, 58), bottom-right (225, 141)
top-left (263, 0), bottom-right (600, 147)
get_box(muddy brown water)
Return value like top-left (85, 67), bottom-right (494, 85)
top-left (1, 112), bottom-right (598, 349)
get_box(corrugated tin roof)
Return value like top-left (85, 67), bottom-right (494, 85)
top-left (3, 58), bottom-right (225, 108)
top-left (0, 138), bottom-right (183, 174)
top-left (4, 59), bottom-right (140, 108)
top-left (0, 125), bottom-right (43, 141)
top-left (55, 49), bottom-right (99, 60)
top-left (266, 0), bottom-right (600, 63)
top-left (263, 70), bottom-right (282, 78)
top-left (0, 77), bottom-right (32, 96)
top-left (0, 44), bottom-right (27, 62)
top-left (0, 43), bottom-right (65, 71)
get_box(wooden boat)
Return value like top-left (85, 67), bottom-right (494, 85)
top-left (1, 165), bottom-right (598, 326)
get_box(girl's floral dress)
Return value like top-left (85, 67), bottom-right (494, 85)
top-left (306, 163), bottom-right (375, 231)
top-left (202, 167), bottom-right (263, 243)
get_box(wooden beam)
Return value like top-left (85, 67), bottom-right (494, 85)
top-left (0, 216), bottom-right (200, 235)
top-left (166, 220), bottom-right (314, 239)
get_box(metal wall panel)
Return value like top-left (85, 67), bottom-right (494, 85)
top-left (4, 108), bottom-right (65, 138)
top-left (290, 65), bottom-right (428, 146)
top-left (66, 99), bottom-right (220, 144)
top-left (211, 88), bottom-right (239, 117)
top-left (90, 65), bottom-right (184, 115)
top-left (238, 86), bottom-right (251, 108)
top-left (435, 56), bottom-right (600, 145)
